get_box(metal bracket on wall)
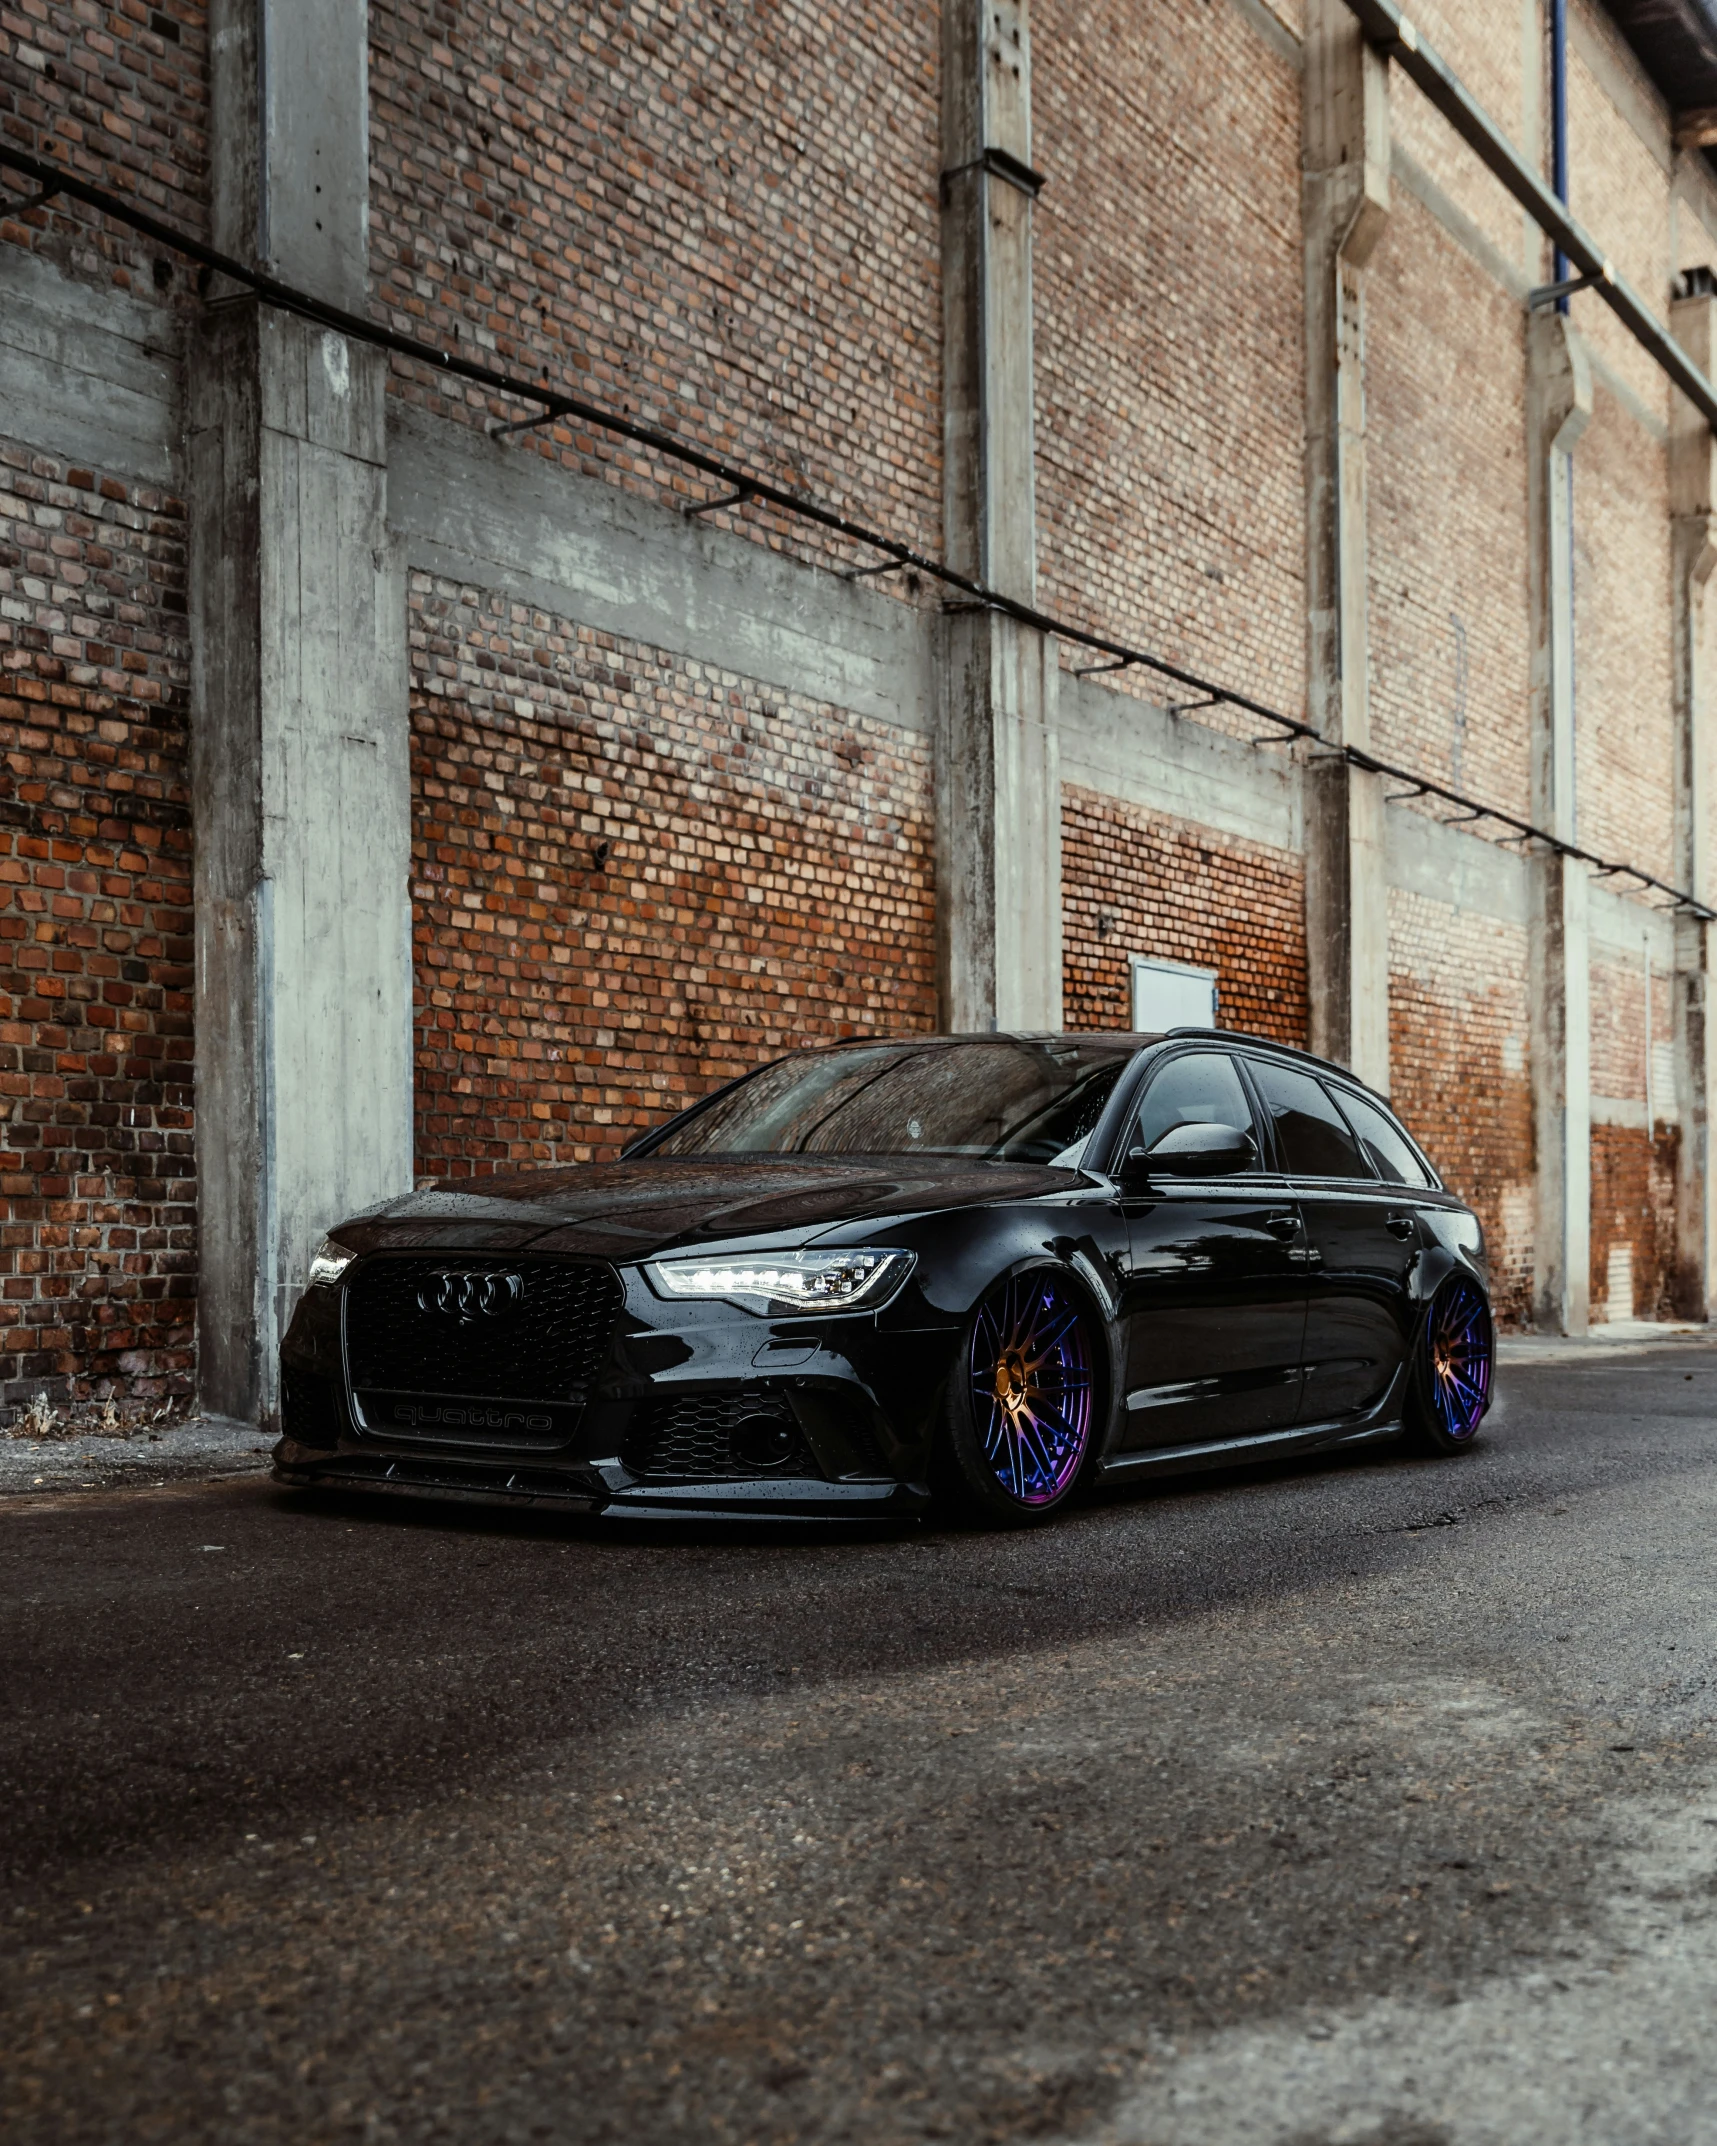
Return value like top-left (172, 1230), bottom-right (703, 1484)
top-left (684, 485), bottom-right (754, 520)
top-left (1528, 264), bottom-right (1612, 310)
top-left (0, 178), bottom-right (61, 216)
top-left (938, 146), bottom-right (1046, 202)
top-left (488, 406), bottom-right (558, 439)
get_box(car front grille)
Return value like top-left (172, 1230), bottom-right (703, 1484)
top-left (622, 1389), bottom-right (816, 1479)
top-left (343, 1255), bottom-right (623, 1448)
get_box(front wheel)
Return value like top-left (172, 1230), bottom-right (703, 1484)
top-left (941, 1270), bottom-right (1097, 1525)
top-left (1406, 1274), bottom-right (1494, 1454)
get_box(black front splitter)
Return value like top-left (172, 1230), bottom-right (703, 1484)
top-left (272, 1447), bottom-right (929, 1523)
top-left (273, 1453), bottom-right (607, 1514)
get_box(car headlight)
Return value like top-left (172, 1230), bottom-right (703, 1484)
top-left (307, 1234), bottom-right (355, 1289)
top-left (644, 1247), bottom-right (915, 1313)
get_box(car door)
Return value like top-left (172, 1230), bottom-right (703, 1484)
top-left (1241, 1057), bottom-right (1420, 1427)
top-left (1116, 1049), bottom-right (1309, 1449)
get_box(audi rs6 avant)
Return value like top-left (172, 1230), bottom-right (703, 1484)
top-left (274, 1032), bottom-right (1494, 1525)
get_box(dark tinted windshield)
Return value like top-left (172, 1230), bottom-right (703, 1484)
top-left (645, 1040), bottom-right (1134, 1162)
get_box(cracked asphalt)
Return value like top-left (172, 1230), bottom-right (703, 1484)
top-left (5, 1342), bottom-right (1717, 2144)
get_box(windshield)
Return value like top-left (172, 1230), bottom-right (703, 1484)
top-left (643, 1039), bottom-right (1135, 1163)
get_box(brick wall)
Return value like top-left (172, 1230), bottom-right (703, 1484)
top-left (1568, 1), bottom-right (1671, 417)
top-left (0, 2), bottom-right (207, 294)
top-left (1032, 0), bottom-right (1307, 724)
top-left (409, 577), bottom-right (937, 1174)
top-left (1589, 948), bottom-right (1676, 1319)
top-left (367, 0), bottom-right (943, 569)
top-left (0, 436), bottom-right (194, 1407)
top-left (1368, 192), bottom-right (1533, 824)
top-left (1061, 788), bottom-right (1307, 1045)
top-left (1388, 889), bottom-right (1533, 1325)
top-left (1577, 389), bottom-right (1674, 885)
top-left (1590, 1124), bottom-right (1676, 1321)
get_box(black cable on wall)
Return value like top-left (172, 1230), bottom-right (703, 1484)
top-left (1, 143), bottom-right (1708, 924)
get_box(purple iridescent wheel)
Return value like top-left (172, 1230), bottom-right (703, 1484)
top-left (1408, 1274), bottom-right (1493, 1454)
top-left (943, 1271), bottom-right (1096, 1523)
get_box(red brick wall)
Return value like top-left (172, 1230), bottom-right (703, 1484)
top-left (0, 2), bottom-right (208, 291)
top-left (0, 437), bottom-right (194, 1406)
top-left (367, 0), bottom-right (943, 566)
top-left (1590, 1124), bottom-right (1676, 1321)
top-left (409, 577), bottom-right (937, 1174)
top-left (1576, 389), bottom-right (1674, 885)
top-left (1061, 788), bottom-right (1307, 1045)
top-left (1367, 192), bottom-right (1533, 825)
top-left (1032, 0), bottom-right (1306, 724)
top-left (1388, 890), bottom-right (1533, 1326)
top-left (1589, 947), bottom-right (1676, 1318)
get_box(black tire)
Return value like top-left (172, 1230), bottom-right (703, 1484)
top-left (940, 1269), bottom-right (1098, 1525)
top-left (1405, 1273), bottom-right (1494, 1455)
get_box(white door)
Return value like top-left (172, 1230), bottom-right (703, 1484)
top-left (1130, 957), bottom-right (1218, 1034)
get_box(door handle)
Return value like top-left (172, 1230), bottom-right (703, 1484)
top-left (1385, 1213), bottom-right (1416, 1240)
top-left (1263, 1211), bottom-right (1300, 1239)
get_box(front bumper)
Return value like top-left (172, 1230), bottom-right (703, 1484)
top-left (277, 1254), bottom-right (950, 1518)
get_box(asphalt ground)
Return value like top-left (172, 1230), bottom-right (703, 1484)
top-left (4, 1344), bottom-right (1717, 2144)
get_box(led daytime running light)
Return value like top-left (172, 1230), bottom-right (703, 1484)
top-left (647, 1249), bottom-right (911, 1310)
top-left (307, 1234), bottom-right (355, 1289)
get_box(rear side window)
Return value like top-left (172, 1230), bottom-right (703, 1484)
top-left (1334, 1087), bottom-right (1434, 1188)
top-left (1130, 1052), bottom-right (1258, 1156)
top-left (1247, 1060), bottom-right (1369, 1179)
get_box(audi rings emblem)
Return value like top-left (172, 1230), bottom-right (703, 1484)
top-left (417, 1269), bottom-right (526, 1323)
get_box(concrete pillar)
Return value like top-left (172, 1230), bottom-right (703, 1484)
top-left (192, 0), bottom-right (411, 1424)
top-left (1526, 308), bottom-right (1593, 1335)
top-left (1670, 284), bottom-right (1717, 1319)
top-left (1301, 0), bottom-right (1391, 1090)
top-left (937, 0), bottom-right (1061, 1031)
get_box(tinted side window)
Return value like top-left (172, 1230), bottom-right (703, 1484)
top-left (1248, 1060), bottom-right (1369, 1178)
top-left (1131, 1052), bottom-right (1257, 1157)
top-left (1335, 1088), bottom-right (1434, 1188)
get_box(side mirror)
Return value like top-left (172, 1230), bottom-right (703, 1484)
top-left (1120, 1121), bottom-right (1256, 1188)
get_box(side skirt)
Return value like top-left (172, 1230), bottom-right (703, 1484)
top-left (1094, 1415), bottom-right (1404, 1485)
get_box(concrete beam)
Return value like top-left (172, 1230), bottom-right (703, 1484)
top-left (1526, 308), bottom-right (1594, 1337)
top-left (194, 1), bottom-right (407, 1425)
top-left (1302, 0), bottom-right (1391, 1089)
top-left (1671, 288), bottom-right (1717, 1318)
top-left (210, 0), bottom-right (370, 309)
top-left (938, 0), bottom-right (1060, 1031)
top-left (388, 404), bottom-right (935, 734)
top-left (0, 248), bottom-right (180, 487)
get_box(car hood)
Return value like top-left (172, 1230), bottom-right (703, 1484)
top-left (330, 1155), bottom-right (1091, 1263)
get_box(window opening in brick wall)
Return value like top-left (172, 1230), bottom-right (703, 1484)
top-left (1131, 957), bottom-right (1217, 1034)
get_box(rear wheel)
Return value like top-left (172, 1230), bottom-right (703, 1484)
top-left (942, 1270), bottom-right (1096, 1524)
top-left (1406, 1274), bottom-right (1493, 1454)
